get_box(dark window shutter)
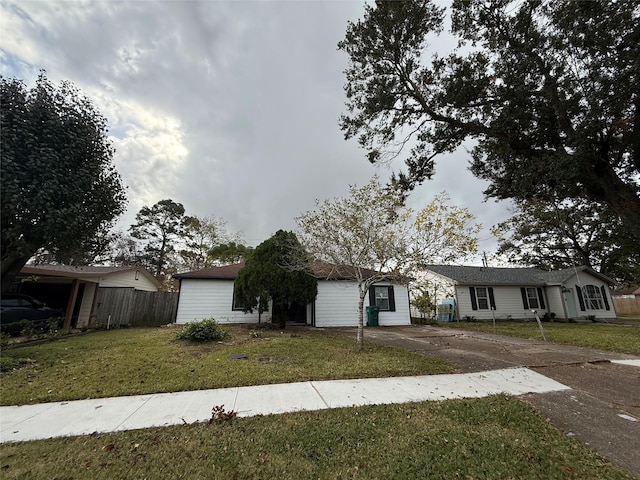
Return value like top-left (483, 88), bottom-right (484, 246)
top-left (388, 286), bottom-right (396, 312)
top-left (520, 288), bottom-right (529, 309)
top-left (469, 287), bottom-right (478, 310)
top-left (488, 287), bottom-right (496, 310)
top-left (537, 288), bottom-right (546, 310)
top-left (600, 286), bottom-right (610, 310)
top-left (575, 285), bottom-right (586, 311)
top-left (369, 286), bottom-right (375, 306)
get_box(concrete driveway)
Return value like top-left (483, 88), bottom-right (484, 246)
top-left (335, 325), bottom-right (640, 477)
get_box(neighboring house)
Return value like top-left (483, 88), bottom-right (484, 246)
top-left (422, 265), bottom-right (616, 322)
top-left (173, 263), bottom-right (411, 327)
top-left (13, 264), bottom-right (160, 328)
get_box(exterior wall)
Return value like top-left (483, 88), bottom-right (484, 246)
top-left (175, 279), bottom-right (264, 324)
top-left (545, 286), bottom-right (566, 319)
top-left (77, 282), bottom-right (97, 327)
top-left (377, 282), bottom-right (411, 326)
top-left (99, 271), bottom-right (158, 292)
top-left (176, 278), bottom-right (411, 327)
top-left (314, 280), bottom-right (410, 327)
top-left (561, 271), bottom-right (616, 319)
top-left (455, 285), bottom-right (546, 321)
top-left (314, 281), bottom-right (360, 327)
top-left (454, 271), bottom-right (616, 321)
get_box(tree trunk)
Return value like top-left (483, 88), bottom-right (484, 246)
top-left (356, 290), bottom-right (365, 351)
top-left (587, 158), bottom-right (640, 241)
top-left (1, 253), bottom-right (30, 294)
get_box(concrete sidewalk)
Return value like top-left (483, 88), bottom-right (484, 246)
top-left (0, 367), bottom-right (569, 443)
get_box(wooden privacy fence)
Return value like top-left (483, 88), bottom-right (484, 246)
top-left (92, 288), bottom-right (179, 328)
top-left (613, 296), bottom-right (640, 315)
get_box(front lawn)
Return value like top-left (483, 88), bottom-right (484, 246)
top-left (439, 321), bottom-right (640, 355)
top-left (0, 325), bottom-right (454, 406)
top-left (0, 394), bottom-right (632, 479)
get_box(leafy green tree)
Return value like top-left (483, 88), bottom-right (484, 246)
top-left (493, 196), bottom-right (640, 286)
top-left (31, 230), bottom-right (118, 266)
top-left (108, 231), bottom-right (146, 267)
top-left (180, 216), bottom-right (241, 270)
top-left (129, 199), bottom-right (188, 287)
top-left (209, 242), bottom-right (254, 265)
top-left (233, 230), bottom-right (317, 327)
top-left (411, 285), bottom-right (433, 319)
top-left (1, 72), bottom-right (126, 292)
top-left (296, 177), bottom-right (479, 350)
top-left (339, 0), bottom-right (640, 238)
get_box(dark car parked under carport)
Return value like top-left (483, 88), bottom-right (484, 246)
top-left (0, 294), bottom-right (64, 336)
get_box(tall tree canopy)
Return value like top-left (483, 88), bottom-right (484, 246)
top-left (339, 0), bottom-right (640, 238)
top-left (234, 230), bottom-right (317, 327)
top-left (129, 199), bottom-right (188, 287)
top-left (1, 72), bottom-right (127, 292)
top-left (180, 215), bottom-right (241, 271)
top-left (209, 242), bottom-right (253, 265)
top-left (493, 196), bottom-right (640, 286)
top-left (297, 177), bottom-right (479, 350)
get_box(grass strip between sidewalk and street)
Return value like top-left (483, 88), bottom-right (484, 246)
top-left (0, 394), bottom-right (634, 480)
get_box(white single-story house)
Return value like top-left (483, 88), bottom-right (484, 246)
top-left (173, 263), bottom-right (411, 327)
top-left (422, 265), bottom-right (617, 321)
top-left (14, 264), bottom-right (160, 328)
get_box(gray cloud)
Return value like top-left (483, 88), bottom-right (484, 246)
top-left (1, 0), bottom-right (511, 260)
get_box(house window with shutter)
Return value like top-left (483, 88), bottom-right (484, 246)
top-left (520, 287), bottom-right (546, 310)
top-left (369, 285), bottom-right (395, 311)
top-left (476, 287), bottom-right (489, 310)
top-left (469, 287), bottom-right (496, 310)
top-left (526, 288), bottom-right (540, 309)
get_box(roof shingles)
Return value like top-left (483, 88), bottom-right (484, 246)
top-left (422, 265), bottom-right (615, 286)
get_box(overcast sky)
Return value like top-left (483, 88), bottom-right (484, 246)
top-left (1, 0), bottom-right (512, 263)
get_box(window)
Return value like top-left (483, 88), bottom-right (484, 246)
top-left (526, 288), bottom-right (540, 309)
top-left (476, 287), bottom-right (489, 310)
top-left (369, 285), bottom-right (395, 311)
top-left (469, 287), bottom-right (495, 311)
top-left (583, 285), bottom-right (604, 310)
top-left (520, 287), bottom-right (546, 310)
top-left (231, 285), bottom-right (248, 311)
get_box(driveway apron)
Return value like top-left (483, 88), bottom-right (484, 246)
top-left (335, 325), bottom-right (640, 477)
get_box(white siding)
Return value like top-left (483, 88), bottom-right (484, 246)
top-left (314, 281), bottom-right (411, 327)
top-left (314, 281), bottom-right (360, 327)
top-left (176, 278), bottom-right (411, 327)
top-left (175, 279), bottom-right (264, 324)
top-left (99, 271), bottom-right (158, 291)
top-left (456, 285), bottom-right (546, 321)
top-left (546, 287), bottom-right (565, 319)
top-left (77, 282), bottom-right (97, 327)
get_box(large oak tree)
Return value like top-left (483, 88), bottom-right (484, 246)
top-left (1, 73), bottom-right (126, 292)
top-left (493, 196), bottom-right (640, 286)
top-left (339, 0), bottom-right (640, 239)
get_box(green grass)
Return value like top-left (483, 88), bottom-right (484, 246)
top-left (0, 326), bottom-right (454, 406)
top-left (440, 321), bottom-right (640, 355)
top-left (0, 395), bottom-right (632, 479)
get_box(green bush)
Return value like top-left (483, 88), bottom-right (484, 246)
top-left (176, 318), bottom-right (228, 342)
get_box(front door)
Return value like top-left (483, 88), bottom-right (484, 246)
top-left (564, 289), bottom-right (578, 318)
